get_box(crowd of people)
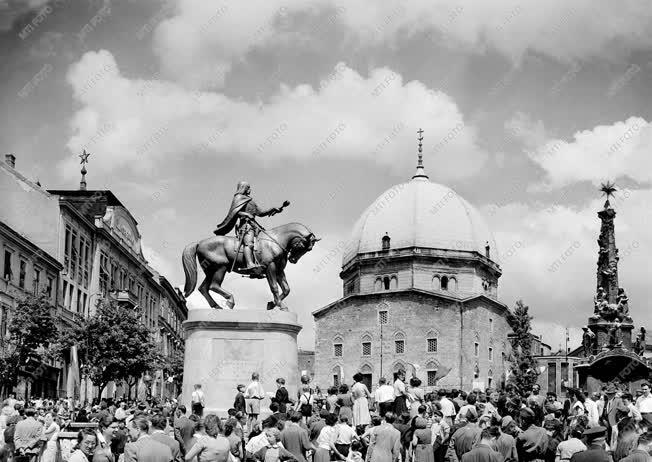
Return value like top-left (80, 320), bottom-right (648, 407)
top-left (1, 372), bottom-right (652, 462)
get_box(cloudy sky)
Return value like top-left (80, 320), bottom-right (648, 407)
top-left (2, 0), bottom-right (652, 350)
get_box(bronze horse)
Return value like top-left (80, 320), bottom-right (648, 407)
top-left (182, 222), bottom-right (319, 310)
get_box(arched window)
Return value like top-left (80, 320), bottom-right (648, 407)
top-left (361, 334), bottom-right (372, 356)
top-left (333, 336), bottom-right (343, 357)
top-left (390, 276), bottom-right (398, 289)
top-left (487, 369), bottom-right (493, 388)
top-left (394, 332), bottom-right (405, 354)
top-left (383, 276), bottom-right (390, 290)
top-left (441, 276), bottom-right (449, 291)
top-left (426, 360), bottom-right (439, 386)
top-left (374, 278), bottom-right (383, 292)
top-left (426, 329), bottom-right (439, 353)
top-left (432, 275), bottom-right (440, 290)
top-left (449, 277), bottom-right (457, 291)
top-left (474, 364), bottom-right (480, 379)
top-left (382, 234), bottom-right (391, 250)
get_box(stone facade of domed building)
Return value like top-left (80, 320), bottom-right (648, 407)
top-left (312, 152), bottom-right (512, 392)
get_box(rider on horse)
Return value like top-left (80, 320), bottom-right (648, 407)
top-left (214, 181), bottom-right (288, 273)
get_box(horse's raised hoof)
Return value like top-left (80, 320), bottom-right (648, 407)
top-left (266, 301), bottom-right (276, 311)
top-left (226, 300), bottom-right (235, 309)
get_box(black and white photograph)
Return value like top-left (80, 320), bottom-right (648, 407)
top-left (2, 1), bottom-right (652, 461)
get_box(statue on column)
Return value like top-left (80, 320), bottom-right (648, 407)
top-left (581, 326), bottom-right (596, 356)
top-left (635, 327), bottom-right (647, 356)
top-left (594, 287), bottom-right (606, 317)
top-left (616, 287), bottom-right (630, 320)
top-left (607, 322), bottom-right (623, 348)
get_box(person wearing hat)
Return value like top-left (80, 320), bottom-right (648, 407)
top-left (569, 426), bottom-right (610, 462)
top-left (601, 384), bottom-right (628, 445)
top-left (619, 430), bottom-right (652, 461)
top-left (516, 407), bottom-right (548, 462)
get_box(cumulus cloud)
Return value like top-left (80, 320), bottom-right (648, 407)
top-left (484, 189), bottom-right (652, 337)
top-left (151, 0), bottom-right (652, 87)
top-left (525, 117), bottom-right (651, 190)
top-left (62, 49), bottom-right (487, 181)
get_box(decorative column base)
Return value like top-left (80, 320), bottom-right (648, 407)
top-left (182, 309), bottom-right (302, 417)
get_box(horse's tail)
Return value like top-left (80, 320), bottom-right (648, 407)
top-left (182, 242), bottom-right (199, 297)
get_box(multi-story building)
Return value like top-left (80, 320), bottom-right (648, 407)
top-left (312, 150), bottom-right (512, 392)
top-left (0, 154), bottom-right (66, 397)
top-left (46, 186), bottom-right (187, 400)
top-left (0, 154), bottom-right (187, 400)
top-left (153, 272), bottom-right (187, 398)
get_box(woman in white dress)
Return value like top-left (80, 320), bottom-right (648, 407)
top-left (41, 412), bottom-right (61, 462)
top-left (69, 429), bottom-right (97, 462)
top-left (351, 373), bottom-right (371, 428)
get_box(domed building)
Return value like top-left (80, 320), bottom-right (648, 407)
top-left (312, 145), bottom-right (512, 391)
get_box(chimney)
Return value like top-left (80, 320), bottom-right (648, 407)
top-left (5, 154), bottom-right (15, 168)
top-left (485, 241), bottom-right (490, 259)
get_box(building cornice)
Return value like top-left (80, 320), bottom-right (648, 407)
top-left (184, 319), bottom-right (302, 336)
top-left (340, 246), bottom-right (502, 279)
top-left (312, 287), bottom-right (509, 319)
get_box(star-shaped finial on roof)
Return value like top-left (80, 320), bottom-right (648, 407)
top-left (79, 149), bottom-right (91, 165)
top-left (600, 181), bottom-right (617, 199)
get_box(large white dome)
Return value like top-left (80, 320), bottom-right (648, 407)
top-left (342, 176), bottom-right (499, 266)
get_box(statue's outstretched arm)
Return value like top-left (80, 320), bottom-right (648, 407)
top-left (258, 200), bottom-right (290, 217)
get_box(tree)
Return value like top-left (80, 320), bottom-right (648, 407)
top-left (507, 299), bottom-right (540, 393)
top-left (60, 299), bottom-right (160, 400)
top-left (162, 348), bottom-right (185, 394)
top-left (0, 294), bottom-right (59, 396)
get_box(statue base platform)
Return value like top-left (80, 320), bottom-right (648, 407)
top-left (181, 309), bottom-right (302, 417)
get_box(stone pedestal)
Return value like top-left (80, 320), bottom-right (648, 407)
top-left (182, 309), bottom-right (302, 417)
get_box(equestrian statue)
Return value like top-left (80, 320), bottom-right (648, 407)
top-left (182, 181), bottom-right (320, 311)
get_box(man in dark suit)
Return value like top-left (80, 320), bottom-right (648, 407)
top-left (446, 411), bottom-right (481, 462)
top-left (149, 415), bottom-right (181, 462)
top-left (570, 426), bottom-right (610, 462)
top-left (124, 416), bottom-right (173, 462)
top-left (515, 408), bottom-right (548, 462)
top-left (173, 406), bottom-right (194, 455)
top-left (601, 384), bottom-right (628, 444)
top-left (274, 378), bottom-right (292, 415)
top-left (461, 427), bottom-right (503, 462)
